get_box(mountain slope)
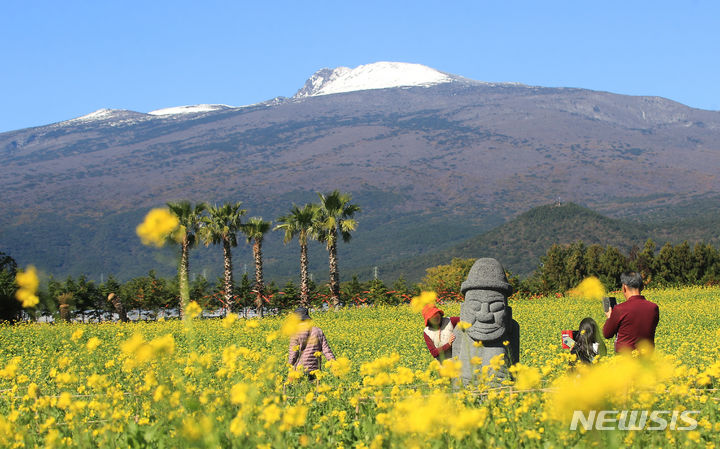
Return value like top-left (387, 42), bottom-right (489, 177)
top-left (2, 62), bottom-right (720, 281)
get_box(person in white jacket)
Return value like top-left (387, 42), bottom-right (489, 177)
top-left (422, 306), bottom-right (459, 362)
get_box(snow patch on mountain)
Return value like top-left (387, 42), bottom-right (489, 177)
top-left (293, 62), bottom-right (455, 98)
top-left (76, 109), bottom-right (124, 121)
top-left (60, 108), bottom-right (151, 127)
top-left (57, 104), bottom-right (234, 128)
top-left (148, 104), bottom-right (233, 116)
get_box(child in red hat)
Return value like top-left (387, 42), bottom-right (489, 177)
top-left (422, 306), bottom-right (460, 361)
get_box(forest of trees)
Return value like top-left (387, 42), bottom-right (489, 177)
top-left (0, 261), bottom-right (420, 322)
top-left (525, 239), bottom-right (720, 294)
top-left (415, 239), bottom-right (720, 300)
top-left (4, 226), bottom-right (720, 323)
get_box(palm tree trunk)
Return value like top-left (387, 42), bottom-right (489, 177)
top-left (328, 230), bottom-right (340, 308)
top-left (300, 240), bottom-right (309, 307)
top-left (253, 238), bottom-right (264, 317)
top-left (223, 238), bottom-right (233, 313)
top-left (179, 235), bottom-right (190, 319)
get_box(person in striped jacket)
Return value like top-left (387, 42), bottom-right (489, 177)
top-left (288, 307), bottom-right (335, 379)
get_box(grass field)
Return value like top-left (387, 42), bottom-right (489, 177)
top-left (1, 287), bottom-right (719, 448)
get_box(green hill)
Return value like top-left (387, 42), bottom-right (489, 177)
top-left (638, 195), bottom-right (720, 246)
top-left (378, 202), bottom-right (652, 281)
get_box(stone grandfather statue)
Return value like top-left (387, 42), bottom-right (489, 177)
top-left (452, 258), bottom-right (520, 384)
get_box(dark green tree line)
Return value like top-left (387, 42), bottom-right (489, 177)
top-left (523, 239), bottom-right (720, 295)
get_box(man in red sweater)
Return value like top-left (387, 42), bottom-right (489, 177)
top-left (603, 271), bottom-right (659, 353)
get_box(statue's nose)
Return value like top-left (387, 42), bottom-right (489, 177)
top-left (475, 303), bottom-right (493, 323)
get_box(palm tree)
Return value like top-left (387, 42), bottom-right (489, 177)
top-left (242, 217), bottom-right (272, 317)
top-left (275, 203), bottom-right (319, 307)
top-left (314, 190), bottom-right (360, 308)
top-left (167, 200), bottom-right (207, 318)
top-left (200, 202), bottom-right (246, 313)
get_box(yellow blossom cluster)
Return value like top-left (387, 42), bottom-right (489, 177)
top-left (135, 208), bottom-right (181, 247)
top-left (568, 276), bottom-right (606, 301)
top-left (185, 300), bottom-right (202, 319)
top-left (410, 291), bottom-right (436, 313)
top-left (221, 313), bottom-right (237, 328)
top-left (376, 392), bottom-right (488, 439)
top-left (437, 358), bottom-right (462, 378)
top-left (547, 342), bottom-right (676, 423)
top-left (120, 333), bottom-right (175, 369)
top-left (327, 356), bottom-right (352, 378)
top-left (15, 265), bottom-right (40, 307)
top-left (0, 357), bottom-right (22, 379)
top-left (360, 353), bottom-right (400, 376)
top-left (279, 311), bottom-right (313, 337)
top-left (508, 363), bottom-right (541, 390)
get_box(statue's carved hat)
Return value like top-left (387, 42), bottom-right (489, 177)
top-left (460, 258), bottom-right (513, 295)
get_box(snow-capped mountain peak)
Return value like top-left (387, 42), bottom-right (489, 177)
top-left (293, 62), bottom-right (455, 98)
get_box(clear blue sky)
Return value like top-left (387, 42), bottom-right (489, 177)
top-left (2, 0), bottom-right (719, 133)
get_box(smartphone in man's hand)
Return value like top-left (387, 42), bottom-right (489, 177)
top-left (602, 296), bottom-right (617, 313)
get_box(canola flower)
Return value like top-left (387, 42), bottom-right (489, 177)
top-left (327, 357), bottom-right (352, 378)
top-left (547, 343), bottom-right (677, 422)
top-left (410, 291), bottom-right (436, 313)
top-left (0, 288), bottom-right (718, 448)
top-left (568, 276), bottom-right (606, 301)
top-left (509, 363), bottom-right (541, 390)
top-left (136, 208), bottom-right (181, 247)
top-left (70, 328), bottom-right (84, 342)
top-left (438, 358), bottom-right (462, 378)
top-left (280, 312), bottom-right (312, 336)
top-left (376, 393), bottom-right (488, 439)
top-left (185, 301), bottom-right (202, 319)
top-left (279, 404), bottom-right (308, 431)
top-left (15, 265), bottom-right (40, 308)
top-left (230, 382), bottom-right (251, 405)
top-left (86, 337), bottom-right (101, 351)
top-left (221, 313), bottom-right (237, 328)
top-left (119, 332), bottom-right (175, 369)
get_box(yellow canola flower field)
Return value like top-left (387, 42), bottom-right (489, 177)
top-left (1, 286), bottom-right (720, 448)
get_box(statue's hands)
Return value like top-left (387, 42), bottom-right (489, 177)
top-left (449, 334), bottom-right (456, 344)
